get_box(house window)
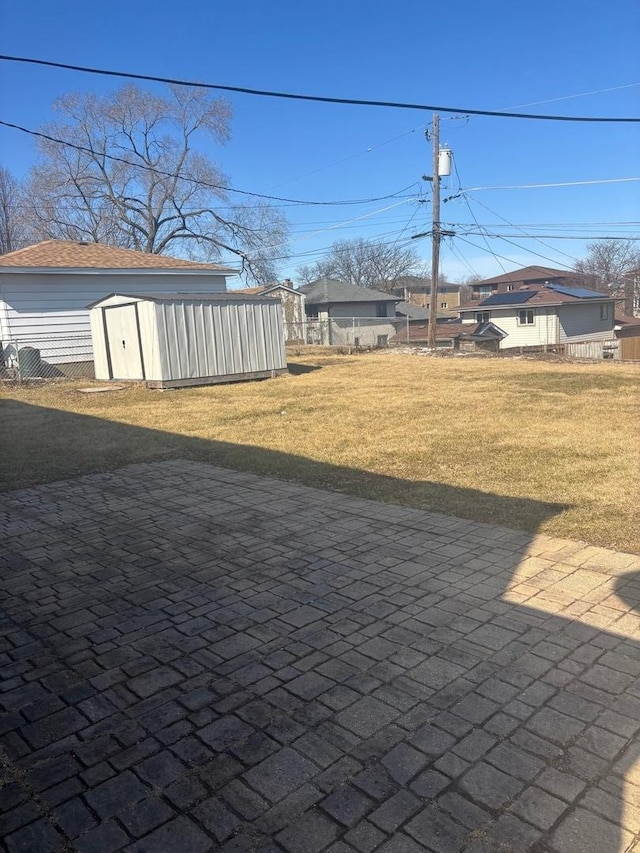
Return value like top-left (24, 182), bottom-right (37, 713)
top-left (600, 303), bottom-right (611, 321)
top-left (440, 302), bottom-right (448, 309)
top-left (477, 287), bottom-right (492, 298)
top-left (506, 284), bottom-right (515, 291)
top-left (376, 302), bottom-right (387, 318)
top-left (475, 311), bottom-right (490, 323)
top-left (518, 309), bottom-right (535, 325)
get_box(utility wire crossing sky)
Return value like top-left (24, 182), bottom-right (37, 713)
top-left (1, 55), bottom-right (640, 122)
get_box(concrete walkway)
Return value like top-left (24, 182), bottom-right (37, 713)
top-left (1, 460), bottom-right (639, 853)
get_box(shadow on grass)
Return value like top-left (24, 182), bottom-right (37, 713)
top-left (0, 399), bottom-right (638, 853)
top-left (287, 363), bottom-right (324, 375)
top-left (0, 399), bottom-right (565, 533)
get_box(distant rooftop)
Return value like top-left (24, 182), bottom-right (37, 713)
top-left (476, 265), bottom-right (576, 286)
top-left (298, 278), bottom-right (397, 304)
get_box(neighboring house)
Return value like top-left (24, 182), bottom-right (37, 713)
top-left (458, 283), bottom-right (616, 353)
top-left (241, 279), bottom-right (306, 344)
top-left (0, 240), bottom-right (236, 372)
top-left (392, 320), bottom-right (506, 351)
top-left (614, 312), bottom-right (640, 360)
top-left (470, 266), bottom-right (593, 302)
top-left (392, 275), bottom-right (461, 311)
top-left (298, 278), bottom-right (398, 346)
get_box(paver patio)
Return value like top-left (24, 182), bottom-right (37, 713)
top-left (1, 460), bottom-right (639, 852)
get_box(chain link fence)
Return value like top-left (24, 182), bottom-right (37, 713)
top-left (284, 317), bottom-right (410, 348)
top-left (1, 334), bottom-right (95, 381)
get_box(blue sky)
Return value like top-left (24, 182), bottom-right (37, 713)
top-left (1, 0), bottom-right (639, 282)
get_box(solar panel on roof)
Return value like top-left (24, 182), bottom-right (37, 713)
top-left (546, 283), bottom-right (603, 299)
top-left (480, 291), bottom-right (537, 306)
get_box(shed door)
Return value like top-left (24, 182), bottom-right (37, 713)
top-left (104, 305), bottom-right (144, 380)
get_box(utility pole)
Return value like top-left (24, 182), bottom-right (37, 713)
top-left (428, 113), bottom-right (440, 349)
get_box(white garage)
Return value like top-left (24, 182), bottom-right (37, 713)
top-left (89, 292), bottom-right (287, 388)
top-left (0, 240), bottom-right (236, 376)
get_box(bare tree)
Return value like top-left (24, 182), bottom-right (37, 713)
top-left (297, 237), bottom-right (423, 292)
top-left (575, 240), bottom-right (640, 314)
top-left (0, 168), bottom-right (29, 255)
top-left (22, 85), bottom-right (288, 282)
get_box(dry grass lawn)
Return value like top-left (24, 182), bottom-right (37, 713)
top-left (1, 352), bottom-right (639, 553)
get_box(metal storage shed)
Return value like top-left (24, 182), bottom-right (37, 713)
top-left (88, 292), bottom-right (287, 388)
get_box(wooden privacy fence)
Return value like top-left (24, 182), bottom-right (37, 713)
top-left (564, 340), bottom-right (611, 360)
top-left (619, 335), bottom-right (640, 360)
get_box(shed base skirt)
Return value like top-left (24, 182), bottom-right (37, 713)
top-left (145, 368), bottom-right (288, 389)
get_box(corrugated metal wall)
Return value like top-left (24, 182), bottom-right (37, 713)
top-left (154, 298), bottom-right (286, 381)
top-left (91, 295), bottom-right (286, 383)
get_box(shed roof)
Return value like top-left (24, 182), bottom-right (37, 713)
top-left (298, 278), bottom-right (397, 304)
top-left (87, 292), bottom-right (275, 309)
top-left (0, 240), bottom-right (237, 273)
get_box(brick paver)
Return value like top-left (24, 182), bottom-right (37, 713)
top-left (1, 459), bottom-right (639, 851)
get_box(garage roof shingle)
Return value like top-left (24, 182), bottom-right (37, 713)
top-left (0, 240), bottom-right (237, 272)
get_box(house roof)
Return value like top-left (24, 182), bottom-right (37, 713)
top-left (0, 240), bottom-right (237, 273)
top-left (614, 313), bottom-right (640, 337)
top-left (615, 312), bottom-right (640, 326)
top-left (298, 278), bottom-right (397, 304)
top-left (475, 265), bottom-right (575, 286)
top-left (392, 321), bottom-right (502, 343)
top-left (459, 283), bottom-right (614, 312)
top-left (395, 302), bottom-right (452, 320)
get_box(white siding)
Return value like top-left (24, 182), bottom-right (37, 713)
top-left (486, 308), bottom-right (560, 349)
top-left (460, 302), bottom-right (613, 350)
top-left (0, 271), bottom-right (229, 344)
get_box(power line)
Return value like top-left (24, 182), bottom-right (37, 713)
top-left (445, 238), bottom-right (483, 280)
top-left (455, 235), bottom-right (541, 271)
top-left (453, 158), bottom-right (509, 276)
top-left (503, 81), bottom-right (640, 111)
top-left (459, 231), bottom-right (640, 241)
top-left (482, 233), bottom-right (576, 270)
top-left (1, 55), bottom-right (639, 122)
top-left (464, 194), bottom-right (579, 264)
top-left (465, 177), bottom-right (640, 192)
top-left (0, 119), bottom-right (419, 208)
